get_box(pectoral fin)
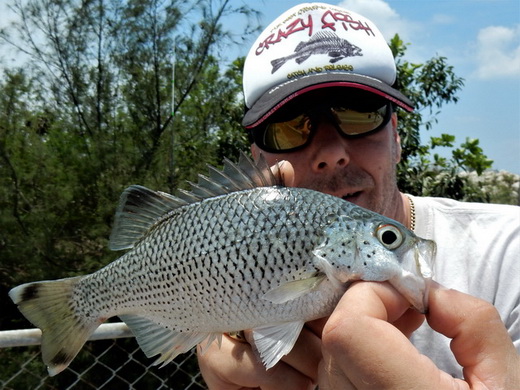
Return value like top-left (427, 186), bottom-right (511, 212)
top-left (262, 275), bottom-right (326, 304)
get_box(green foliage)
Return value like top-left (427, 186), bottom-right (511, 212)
top-left (390, 35), bottom-right (494, 200)
top-left (0, 2), bottom-right (515, 385)
top-left (460, 170), bottom-right (519, 205)
top-left (0, 2), bottom-right (510, 329)
top-left (0, 9), bottom-right (510, 326)
top-left (0, 0), bottom-right (256, 325)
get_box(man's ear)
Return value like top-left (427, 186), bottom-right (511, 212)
top-left (251, 144), bottom-right (260, 161)
top-left (392, 114), bottom-right (402, 164)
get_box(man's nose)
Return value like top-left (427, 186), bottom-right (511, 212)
top-left (310, 120), bottom-right (351, 172)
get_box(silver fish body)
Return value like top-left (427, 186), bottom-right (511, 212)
top-left (9, 154), bottom-right (435, 375)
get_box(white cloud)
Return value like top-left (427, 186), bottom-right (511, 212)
top-left (474, 25), bottom-right (520, 79)
top-left (337, 0), bottom-right (418, 41)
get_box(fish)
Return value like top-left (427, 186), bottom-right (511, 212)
top-left (9, 153), bottom-right (435, 376)
top-left (271, 30), bottom-right (362, 74)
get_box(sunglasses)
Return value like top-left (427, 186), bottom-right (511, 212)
top-left (248, 102), bottom-right (393, 153)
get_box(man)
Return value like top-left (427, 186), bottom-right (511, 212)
top-left (198, 3), bottom-right (520, 389)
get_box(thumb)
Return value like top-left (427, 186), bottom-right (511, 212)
top-left (427, 282), bottom-right (520, 388)
top-left (270, 160), bottom-right (295, 187)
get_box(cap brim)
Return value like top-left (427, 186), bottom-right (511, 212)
top-left (242, 73), bottom-right (414, 128)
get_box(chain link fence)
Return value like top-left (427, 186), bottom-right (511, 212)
top-left (0, 323), bottom-right (207, 389)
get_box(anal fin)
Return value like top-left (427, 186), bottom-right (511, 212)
top-left (120, 315), bottom-right (214, 367)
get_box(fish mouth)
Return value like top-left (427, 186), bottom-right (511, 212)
top-left (415, 239), bottom-right (436, 280)
top-left (391, 238), bottom-right (436, 313)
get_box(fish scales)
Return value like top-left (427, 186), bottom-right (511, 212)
top-left (73, 187), bottom-right (344, 330)
top-left (9, 153), bottom-right (435, 375)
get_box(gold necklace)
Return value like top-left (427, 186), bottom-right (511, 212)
top-left (407, 195), bottom-right (416, 231)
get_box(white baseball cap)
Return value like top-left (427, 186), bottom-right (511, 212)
top-left (242, 2), bottom-right (414, 128)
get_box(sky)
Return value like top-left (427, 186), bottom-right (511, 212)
top-left (230, 0), bottom-right (520, 174)
top-left (1, 0), bottom-right (518, 174)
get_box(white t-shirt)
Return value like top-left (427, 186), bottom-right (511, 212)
top-left (409, 196), bottom-right (520, 378)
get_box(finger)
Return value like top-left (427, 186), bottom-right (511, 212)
top-left (391, 307), bottom-right (425, 338)
top-left (281, 316), bottom-right (328, 383)
top-left (305, 317), bottom-right (328, 337)
top-left (317, 357), bottom-right (356, 390)
top-left (279, 325), bottom-right (322, 383)
top-left (319, 281), bottom-right (458, 389)
top-left (270, 160), bottom-right (295, 187)
top-left (427, 282), bottom-right (520, 388)
top-left (199, 335), bottom-right (315, 390)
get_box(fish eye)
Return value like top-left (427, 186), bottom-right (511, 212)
top-left (376, 224), bottom-right (404, 250)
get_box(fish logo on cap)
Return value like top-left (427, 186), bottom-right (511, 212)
top-left (270, 31), bottom-right (363, 74)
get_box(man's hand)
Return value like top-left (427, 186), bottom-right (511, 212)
top-left (197, 321), bottom-right (323, 390)
top-left (318, 281), bottom-right (520, 389)
top-left (198, 281), bottom-right (519, 389)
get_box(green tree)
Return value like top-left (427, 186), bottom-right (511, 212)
top-left (0, 4), bottom-right (512, 386)
top-left (391, 35), bottom-right (494, 201)
top-left (0, 0), bottom-right (254, 385)
top-left (0, 0), bottom-right (257, 313)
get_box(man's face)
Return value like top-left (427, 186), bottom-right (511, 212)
top-left (251, 111), bottom-right (402, 217)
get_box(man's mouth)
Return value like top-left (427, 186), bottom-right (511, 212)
top-left (342, 191), bottom-right (362, 202)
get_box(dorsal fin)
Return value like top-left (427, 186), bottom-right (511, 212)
top-left (108, 186), bottom-right (188, 250)
top-left (108, 152), bottom-right (283, 251)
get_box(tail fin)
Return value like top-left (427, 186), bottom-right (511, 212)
top-left (270, 57), bottom-right (287, 74)
top-left (9, 277), bottom-right (100, 376)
